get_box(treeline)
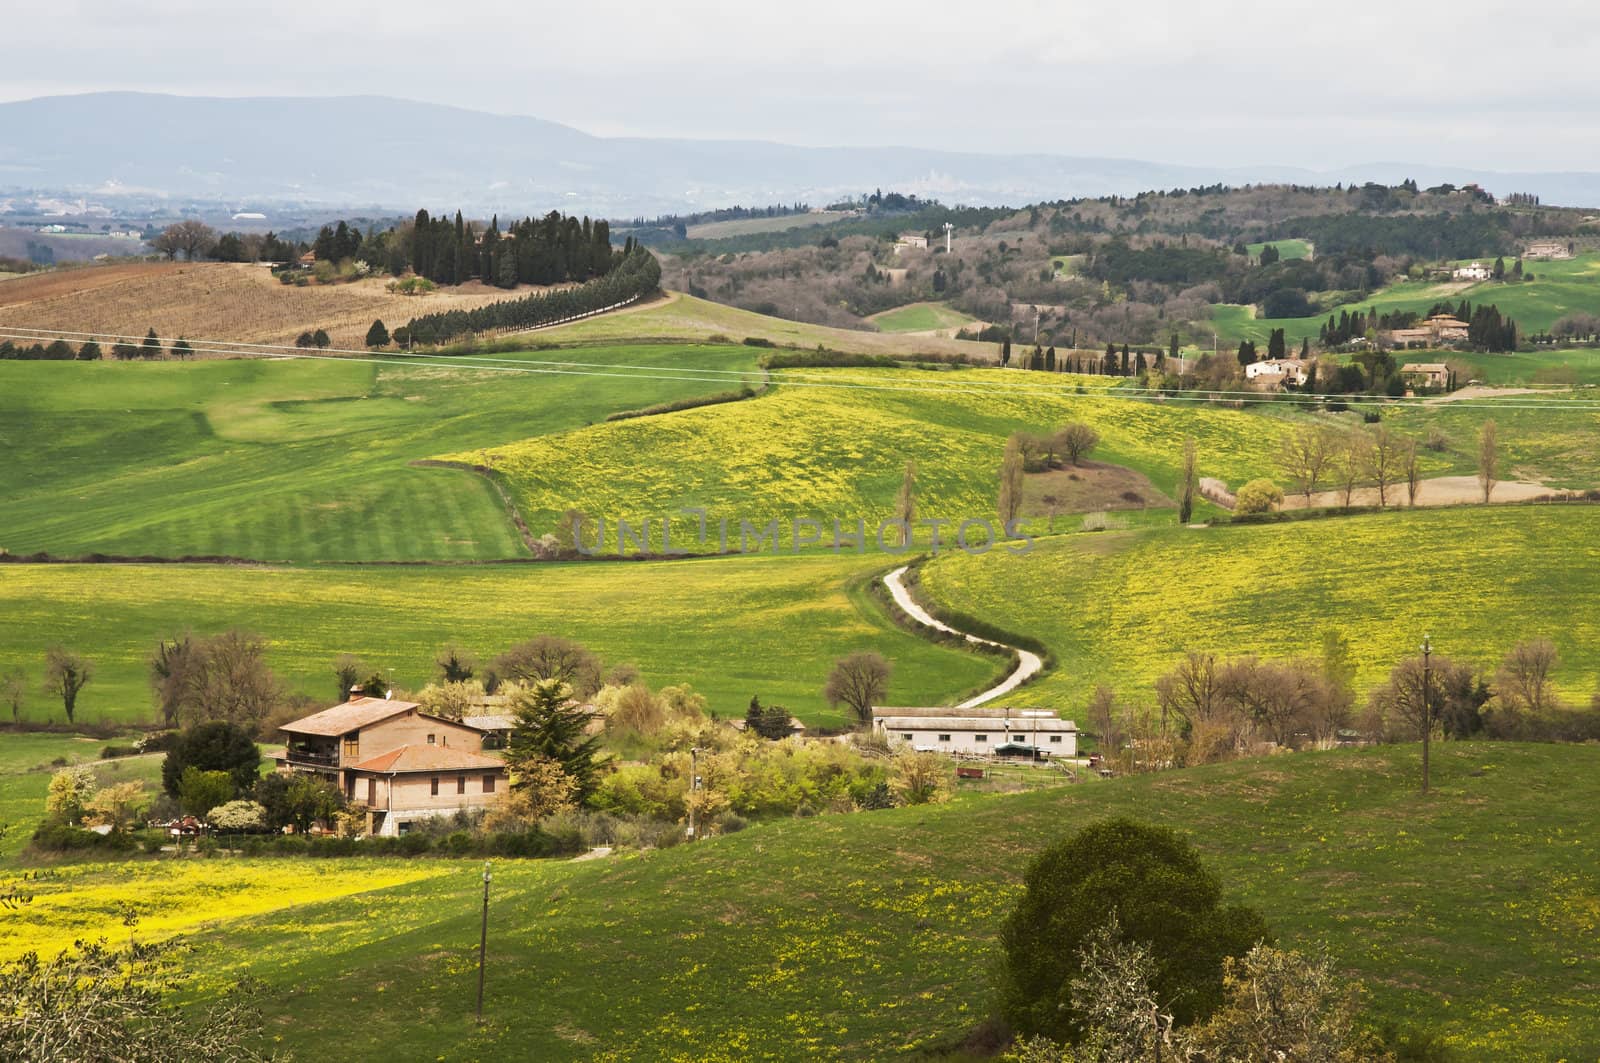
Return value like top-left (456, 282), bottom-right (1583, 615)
top-left (410, 209), bottom-right (620, 288)
top-left (0, 331), bottom-right (193, 361)
top-left (400, 246), bottom-right (660, 346)
top-left (621, 202), bottom-right (811, 232)
top-left (1279, 211), bottom-right (1514, 258)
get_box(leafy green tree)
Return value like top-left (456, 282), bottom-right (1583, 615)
top-left (365, 319), bottom-right (390, 348)
top-left (43, 647), bottom-right (92, 723)
top-left (177, 767), bottom-right (234, 820)
top-left (254, 772), bottom-right (343, 833)
top-left (44, 766), bottom-right (97, 825)
top-left (1178, 437), bottom-right (1198, 524)
top-left (998, 817), bottom-right (1269, 1041)
top-left (998, 432), bottom-right (1025, 529)
top-left (745, 696), bottom-right (794, 740)
top-left (332, 653), bottom-right (367, 702)
top-left (506, 678), bottom-right (609, 800)
top-left (1234, 478), bottom-right (1284, 514)
top-left (161, 721), bottom-right (260, 797)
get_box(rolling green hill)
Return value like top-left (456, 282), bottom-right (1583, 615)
top-left (0, 344), bottom-right (761, 562)
top-left (0, 555), bottom-right (998, 727)
top-left (9, 743), bottom-right (1595, 1059)
top-left (1213, 252), bottom-right (1600, 347)
top-left (918, 504), bottom-right (1600, 709)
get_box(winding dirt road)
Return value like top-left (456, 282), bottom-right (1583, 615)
top-left (883, 565), bottom-right (1043, 708)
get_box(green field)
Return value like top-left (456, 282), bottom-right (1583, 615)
top-left (919, 505), bottom-right (1600, 709)
top-left (684, 211), bottom-right (849, 240)
top-left (868, 302), bottom-right (977, 333)
top-left (0, 554), bottom-right (998, 727)
top-left (0, 736), bottom-right (163, 858)
top-left (7, 743), bottom-right (1594, 1059)
top-left (1213, 252), bottom-right (1600, 346)
top-left (1247, 238), bottom-right (1312, 261)
top-left (0, 344), bottom-right (761, 562)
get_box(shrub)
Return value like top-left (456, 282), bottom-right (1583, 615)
top-left (100, 744), bottom-right (139, 759)
top-left (29, 822), bottom-right (137, 853)
top-left (1235, 478), bottom-right (1285, 515)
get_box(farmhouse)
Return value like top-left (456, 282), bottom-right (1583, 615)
top-left (344, 745), bottom-right (506, 837)
top-left (893, 232), bottom-right (929, 253)
top-left (277, 695), bottom-right (505, 833)
top-left (1388, 313), bottom-right (1471, 348)
top-left (1244, 358), bottom-right (1308, 388)
top-left (871, 706), bottom-right (1077, 757)
top-left (1453, 262), bottom-right (1492, 281)
top-left (1524, 240), bottom-right (1573, 260)
top-left (1400, 362), bottom-right (1451, 390)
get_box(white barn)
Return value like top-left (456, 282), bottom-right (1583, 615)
top-left (871, 706), bottom-right (1077, 757)
top-left (1244, 358), bottom-right (1308, 388)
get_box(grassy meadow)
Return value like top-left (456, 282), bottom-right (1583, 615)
top-left (0, 554), bottom-right (999, 727)
top-left (5, 743), bottom-right (1592, 1059)
top-left (868, 302), bottom-right (977, 333)
top-left (1246, 238), bottom-right (1313, 261)
top-left (919, 504), bottom-right (1600, 710)
top-left (0, 344), bottom-right (761, 562)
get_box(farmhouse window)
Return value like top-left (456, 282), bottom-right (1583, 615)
top-left (938, 734), bottom-right (951, 742)
top-left (342, 733), bottom-right (358, 759)
top-left (1050, 735), bottom-right (1063, 744)
top-left (457, 775), bottom-right (466, 795)
top-left (483, 774), bottom-right (496, 794)
top-left (427, 734), bottom-right (436, 745)
top-left (975, 734), bottom-right (987, 743)
top-left (430, 776), bottom-right (440, 796)
top-left (366, 778), bottom-right (375, 805)
top-left (903, 733), bottom-right (913, 741)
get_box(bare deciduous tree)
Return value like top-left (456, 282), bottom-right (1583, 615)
top-left (1278, 425), bottom-right (1335, 504)
top-left (152, 219), bottom-right (218, 261)
top-left (1478, 419), bottom-right (1499, 503)
top-left (1497, 638), bottom-right (1561, 714)
top-left (1154, 651), bottom-right (1220, 736)
top-left (1, 667), bottom-right (25, 724)
top-left (1054, 422), bottom-right (1101, 465)
top-left (494, 635), bottom-right (604, 699)
top-left (824, 651), bottom-right (892, 727)
top-left (161, 631), bottom-right (283, 732)
top-left (1363, 425), bottom-right (1404, 508)
top-left (1404, 439), bottom-right (1422, 506)
top-left (1335, 434), bottom-right (1369, 509)
top-left (1087, 684), bottom-right (1125, 758)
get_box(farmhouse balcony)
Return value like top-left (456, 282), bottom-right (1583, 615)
top-left (283, 745), bottom-right (340, 768)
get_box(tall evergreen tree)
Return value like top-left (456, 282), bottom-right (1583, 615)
top-left (505, 678), bottom-right (609, 801)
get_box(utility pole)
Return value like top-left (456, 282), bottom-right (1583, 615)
top-left (1420, 635), bottom-right (1432, 795)
top-left (687, 747), bottom-right (702, 841)
top-left (476, 861), bottom-right (491, 1022)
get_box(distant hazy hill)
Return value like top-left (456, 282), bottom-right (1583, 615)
top-left (5, 92), bottom-right (1600, 214)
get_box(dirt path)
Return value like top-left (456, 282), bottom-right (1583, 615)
top-left (1281, 475), bottom-right (1570, 510)
top-left (1426, 386), bottom-right (1546, 403)
top-left (883, 565), bottom-right (1042, 708)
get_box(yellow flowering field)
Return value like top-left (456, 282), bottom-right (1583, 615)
top-left (919, 504), bottom-right (1600, 708)
top-left (444, 367), bottom-right (1301, 545)
top-left (0, 859), bottom-right (450, 962)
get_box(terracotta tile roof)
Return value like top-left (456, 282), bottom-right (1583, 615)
top-left (349, 745), bottom-right (506, 774)
top-left (279, 697), bottom-right (419, 737)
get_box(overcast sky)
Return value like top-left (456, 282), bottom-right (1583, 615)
top-left (2, 0), bottom-right (1590, 170)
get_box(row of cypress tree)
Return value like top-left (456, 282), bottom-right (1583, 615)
top-left (403, 246), bottom-right (662, 346)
